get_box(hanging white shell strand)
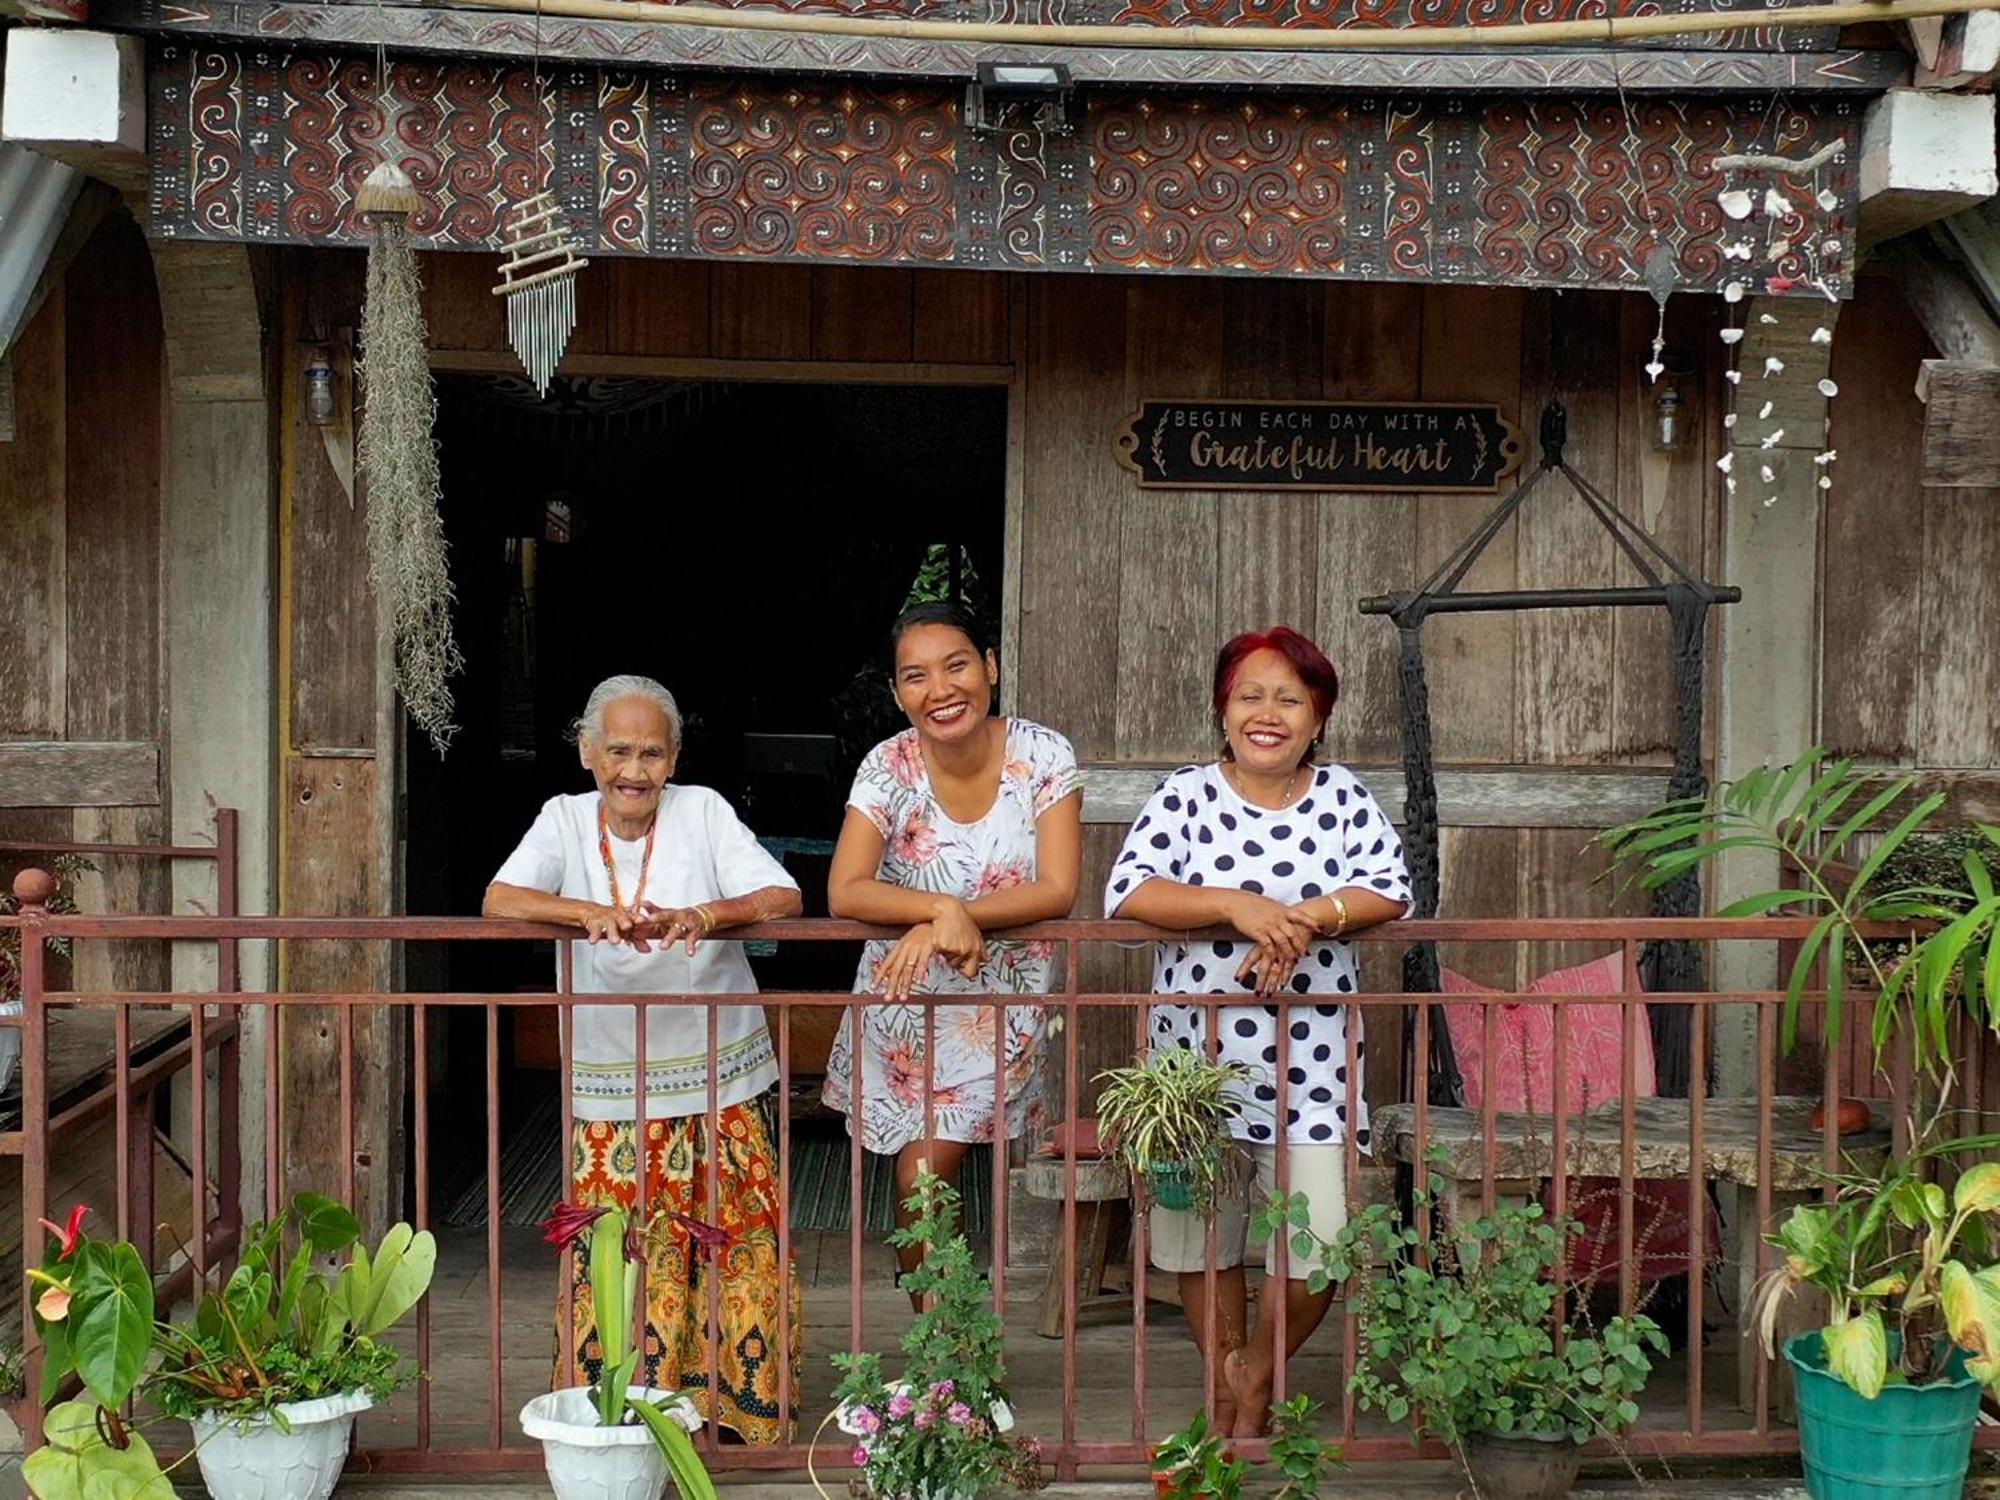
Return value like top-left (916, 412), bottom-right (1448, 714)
top-left (492, 191), bottom-right (589, 397)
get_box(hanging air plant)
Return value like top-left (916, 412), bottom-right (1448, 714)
top-left (357, 159), bottom-right (462, 754)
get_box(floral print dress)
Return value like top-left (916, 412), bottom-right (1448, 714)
top-left (823, 718), bottom-right (1081, 1154)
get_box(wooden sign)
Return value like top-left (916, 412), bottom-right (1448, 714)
top-left (1115, 399), bottom-right (1523, 493)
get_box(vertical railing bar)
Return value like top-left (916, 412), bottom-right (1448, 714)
top-left (414, 1000), bottom-right (433, 1454)
top-left (115, 1002), bottom-right (132, 1245)
top-left (559, 946), bottom-right (576, 1389)
top-left (1131, 985), bottom-right (1150, 1449)
top-left (991, 968), bottom-right (1010, 1314)
top-left (19, 890), bottom-right (49, 1450)
top-left (1551, 997), bottom-right (1569, 1354)
top-left (1341, 1013), bottom-right (1361, 1445)
top-left (1272, 990), bottom-right (1291, 1409)
top-left (634, 1000), bottom-right (651, 1362)
top-left (777, 1001), bottom-right (794, 1441)
top-left (487, 1001), bottom-right (503, 1450)
top-left (1479, 996), bottom-right (1498, 1219)
top-left (1062, 986), bottom-right (1080, 1475)
top-left (216, 809), bottom-right (242, 1233)
top-left (339, 1002), bottom-right (356, 1213)
top-left (1754, 999), bottom-right (1775, 1434)
top-left (191, 987), bottom-right (209, 1288)
top-left (1820, 944), bottom-right (1839, 1196)
top-left (1619, 940), bottom-right (1639, 1322)
top-left (706, 1002), bottom-right (723, 1455)
top-left (1203, 998), bottom-right (1221, 1429)
top-left (849, 998), bottom-right (865, 1359)
top-left (1890, 1020), bottom-right (1913, 1160)
top-left (1413, 1000), bottom-right (1432, 1253)
top-left (266, 983), bottom-right (282, 1221)
top-left (1686, 1000), bottom-right (1706, 1440)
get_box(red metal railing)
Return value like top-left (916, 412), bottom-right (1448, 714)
top-left (4, 893), bottom-right (1961, 1479)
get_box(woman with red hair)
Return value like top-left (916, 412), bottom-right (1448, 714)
top-left (1104, 626), bottom-right (1409, 1437)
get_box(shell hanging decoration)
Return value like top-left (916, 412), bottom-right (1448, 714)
top-left (492, 192), bottom-right (589, 396)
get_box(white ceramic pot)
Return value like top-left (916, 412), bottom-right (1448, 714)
top-left (519, 1385), bottom-right (703, 1500)
top-left (0, 998), bottom-right (23, 1096)
top-left (187, 1389), bottom-right (372, 1500)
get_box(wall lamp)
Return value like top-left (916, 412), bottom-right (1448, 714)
top-left (965, 62), bottom-right (1076, 135)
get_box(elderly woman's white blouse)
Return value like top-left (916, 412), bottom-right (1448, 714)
top-left (1103, 762), bottom-right (1410, 1147)
top-left (493, 787), bottom-right (797, 1121)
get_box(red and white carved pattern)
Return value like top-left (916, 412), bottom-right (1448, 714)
top-left (686, 81), bottom-right (956, 261)
top-left (598, 72), bottom-right (652, 255)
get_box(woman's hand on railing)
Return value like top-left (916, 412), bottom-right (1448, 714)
top-left (927, 897), bottom-right (987, 979)
top-left (581, 903), bottom-right (652, 951)
top-left (1222, 891), bottom-right (1318, 964)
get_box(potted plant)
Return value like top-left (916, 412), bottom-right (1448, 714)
top-left (1603, 753), bottom-right (2000, 1500)
top-left (521, 1203), bottom-right (716, 1500)
top-left (1094, 1048), bottom-right (1251, 1215)
top-left (0, 854), bottom-right (92, 1095)
top-left (1264, 1185), bottom-right (1664, 1500)
top-left (817, 1170), bottom-right (1043, 1500)
top-left (1149, 1409), bottom-right (1244, 1500)
top-left (1264, 1394), bottom-right (1347, 1500)
top-left (23, 1194), bottom-right (434, 1500)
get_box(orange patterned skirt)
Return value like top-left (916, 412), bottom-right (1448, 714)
top-left (558, 1099), bottom-right (800, 1443)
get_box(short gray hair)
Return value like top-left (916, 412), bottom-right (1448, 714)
top-left (575, 675), bottom-right (682, 747)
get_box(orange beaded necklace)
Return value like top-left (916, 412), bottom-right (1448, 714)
top-left (596, 799), bottom-right (657, 910)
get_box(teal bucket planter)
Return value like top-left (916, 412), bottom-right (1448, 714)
top-left (1147, 1164), bottom-right (1198, 1212)
top-left (1785, 1330), bottom-right (1982, 1500)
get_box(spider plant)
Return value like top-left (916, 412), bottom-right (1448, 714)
top-left (1094, 1048), bottom-right (1250, 1216)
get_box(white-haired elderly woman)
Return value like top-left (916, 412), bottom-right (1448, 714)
top-left (484, 674), bottom-right (802, 1444)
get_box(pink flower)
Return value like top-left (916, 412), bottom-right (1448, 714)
top-left (852, 1445), bottom-right (870, 1467)
top-left (887, 1392), bottom-right (914, 1419)
top-left (973, 861), bottom-right (1027, 898)
top-left (39, 1205), bottom-right (87, 1257)
top-left (947, 1402), bottom-right (972, 1425)
top-left (914, 1409), bottom-right (936, 1430)
top-left (891, 811), bottom-right (940, 868)
top-left (884, 735), bottom-right (925, 787)
top-left (884, 1045), bottom-right (927, 1105)
top-left (928, 1380), bottom-right (955, 1400)
top-left (851, 1407), bottom-right (881, 1436)
top-left (35, 1283), bottom-right (71, 1323)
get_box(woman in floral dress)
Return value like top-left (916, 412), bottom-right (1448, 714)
top-left (825, 602), bottom-right (1082, 1280)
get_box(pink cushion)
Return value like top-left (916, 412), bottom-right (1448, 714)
top-left (1441, 952), bottom-right (1656, 1113)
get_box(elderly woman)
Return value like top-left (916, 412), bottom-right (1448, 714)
top-left (1105, 627), bottom-right (1410, 1438)
top-left (824, 602), bottom-right (1082, 1284)
top-left (484, 674), bottom-right (801, 1444)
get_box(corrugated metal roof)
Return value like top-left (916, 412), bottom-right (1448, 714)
top-left (0, 142), bottom-right (82, 362)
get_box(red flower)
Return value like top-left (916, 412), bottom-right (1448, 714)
top-left (39, 1204), bottom-right (87, 1257)
top-left (668, 1210), bottom-right (732, 1255)
top-left (538, 1201), bottom-right (607, 1248)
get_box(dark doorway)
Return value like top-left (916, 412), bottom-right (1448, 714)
top-left (405, 376), bottom-right (1008, 1218)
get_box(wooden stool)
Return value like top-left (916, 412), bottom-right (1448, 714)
top-left (1025, 1155), bottom-right (1135, 1339)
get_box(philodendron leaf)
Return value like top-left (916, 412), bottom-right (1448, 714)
top-left (293, 1193), bottom-right (361, 1254)
top-left (1822, 1312), bottom-right (1889, 1399)
top-left (352, 1223), bottom-right (436, 1336)
top-left (1957, 1163), bottom-right (2000, 1218)
top-left (22, 1401), bottom-right (175, 1500)
top-left (69, 1241), bottom-right (155, 1409)
top-left (1940, 1262), bottom-right (2000, 1384)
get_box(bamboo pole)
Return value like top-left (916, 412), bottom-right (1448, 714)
top-left (434, 0), bottom-right (1998, 50)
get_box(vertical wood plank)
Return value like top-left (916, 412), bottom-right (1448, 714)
top-left (810, 266), bottom-right (915, 363)
top-left (1117, 278), bottom-right (1223, 761)
top-left (1415, 283), bottom-right (1524, 764)
top-left (291, 315), bottom-right (375, 750)
top-left (1521, 826), bottom-right (1641, 979)
top-left (1515, 290), bottom-right (1619, 764)
top-left (1918, 486), bottom-right (2000, 765)
top-left (913, 270), bottom-right (1011, 365)
top-left (1015, 275), bottom-right (1128, 759)
top-left (1823, 275), bottom-right (1932, 762)
top-left (70, 807), bottom-right (170, 994)
top-left (1216, 280), bottom-right (1323, 639)
top-left (64, 211), bottom-right (163, 745)
top-left (1609, 293), bottom-right (1716, 764)
top-left (1438, 825), bottom-right (1523, 991)
top-left (0, 289), bottom-right (67, 738)
top-left (605, 259), bottom-right (713, 358)
top-left (1318, 281), bottom-right (1424, 765)
top-left (418, 250), bottom-right (507, 352)
top-left (710, 262), bottom-right (814, 360)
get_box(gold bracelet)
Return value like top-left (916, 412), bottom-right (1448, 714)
top-left (1327, 893), bottom-right (1349, 938)
top-left (693, 904), bottom-right (718, 935)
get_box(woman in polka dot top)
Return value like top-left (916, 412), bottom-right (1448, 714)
top-left (1103, 625), bottom-right (1409, 1438)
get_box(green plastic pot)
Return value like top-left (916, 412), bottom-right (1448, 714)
top-left (1785, 1330), bottom-right (1983, 1500)
top-left (1147, 1163), bottom-right (1198, 1212)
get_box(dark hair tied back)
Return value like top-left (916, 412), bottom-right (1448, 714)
top-left (888, 600), bottom-right (992, 666)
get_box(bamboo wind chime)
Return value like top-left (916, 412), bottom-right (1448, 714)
top-left (492, 192), bottom-right (589, 396)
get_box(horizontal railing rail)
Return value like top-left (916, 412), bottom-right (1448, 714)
top-left (7, 889), bottom-right (1973, 1483)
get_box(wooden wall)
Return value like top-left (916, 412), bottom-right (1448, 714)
top-left (0, 207), bottom-right (169, 994)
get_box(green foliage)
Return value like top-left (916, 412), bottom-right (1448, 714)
top-left (1599, 751), bottom-right (2000, 1076)
top-left (1258, 1184), bottom-right (1664, 1448)
top-left (1264, 1395), bottom-right (1346, 1500)
top-left (828, 1172), bottom-right (1043, 1500)
top-left (1093, 1049), bottom-right (1252, 1217)
top-left (1750, 1136), bottom-right (2000, 1396)
top-left (1152, 1410), bottom-right (1246, 1500)
top-left (23, 1401), bottom-right (175, 1500)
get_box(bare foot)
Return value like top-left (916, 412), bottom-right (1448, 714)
top-left (1222, 1349), bottom-right (1271, 1438)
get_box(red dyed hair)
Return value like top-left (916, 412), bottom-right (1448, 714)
top-left (1212, 626), bottom-right (1340, 726)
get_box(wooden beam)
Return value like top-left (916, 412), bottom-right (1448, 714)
top-left (1889, 245), bottom-right (2000, 368)
top-left (0, 740), bottom-right (159, 807)
top-left (1079, 763), bottom-right (1671, 828)
top-left (1859, 89), bottom-right (1999, 248)
top-left (1917, 360), bottom-right (2000, 487)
